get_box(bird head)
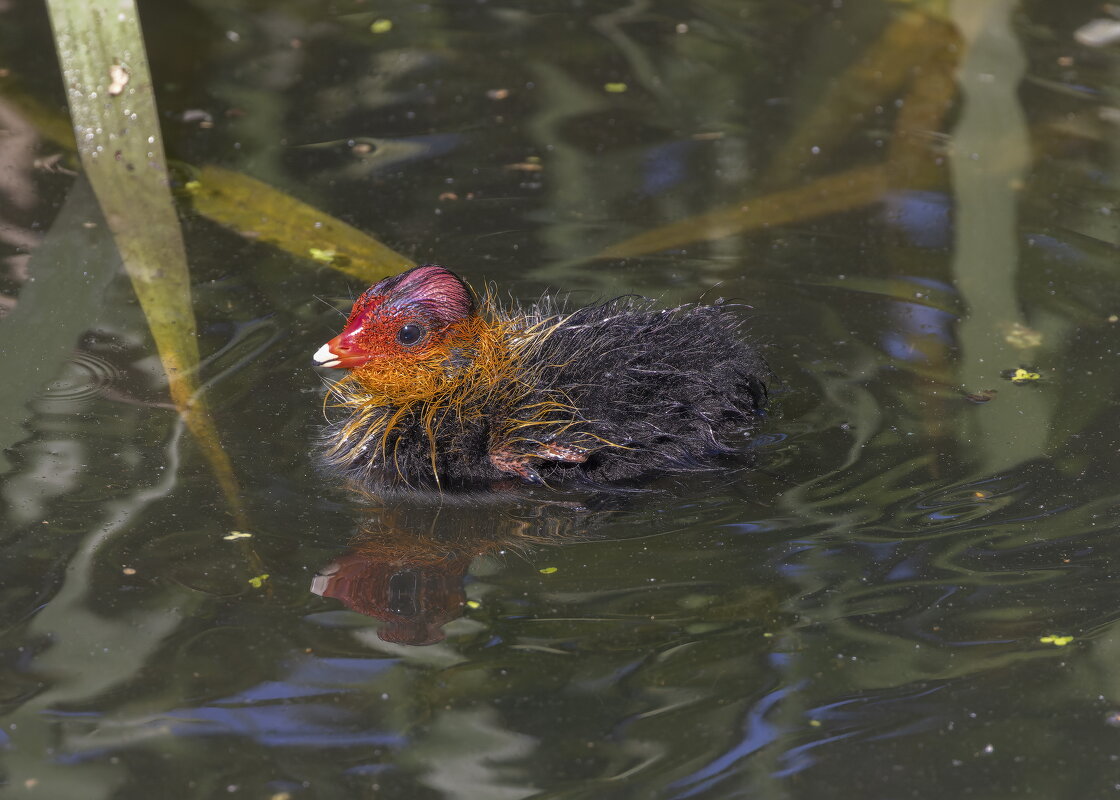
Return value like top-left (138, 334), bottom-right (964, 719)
top-left (314, 265), bottom-right (476, 371)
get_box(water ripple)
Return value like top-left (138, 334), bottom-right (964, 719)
top-left (35, 351), bottom-right (122, 408)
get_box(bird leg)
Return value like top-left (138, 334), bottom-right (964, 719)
top-left (489, 442), bottom-right (591, 485)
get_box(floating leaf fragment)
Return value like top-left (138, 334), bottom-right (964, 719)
top-left (224, 530), bottom-right (253, 540)
top-left (1039, 634), bottom-right (1073, 646)
top-left (466, 600), bottom-right (481, 609)
top-left (539, 566), bottom-right (558, 575)
top-left (505, 156), bottom-right (543, 172)
top-left (248, 573), bottom-right (270, 588)
top-left (1001, 367), bottom-right (1041, 384)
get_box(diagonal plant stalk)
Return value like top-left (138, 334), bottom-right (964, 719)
top-left (45, 0), bottom-right (245, 522)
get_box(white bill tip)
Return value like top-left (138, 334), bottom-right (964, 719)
top-left (313, 343), bottom-right (340, 367)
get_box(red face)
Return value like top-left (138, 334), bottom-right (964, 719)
top-left (313, 265), bottom-right (474, 370)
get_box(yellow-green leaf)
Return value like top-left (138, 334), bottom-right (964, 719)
top-left (186, 165), bottom-right (413, 283)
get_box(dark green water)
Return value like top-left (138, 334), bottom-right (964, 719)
top-left (3, 0), bottom-right (1120, 797)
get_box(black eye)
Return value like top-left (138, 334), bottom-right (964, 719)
top-left (397, 323), bottom-right (426, 346)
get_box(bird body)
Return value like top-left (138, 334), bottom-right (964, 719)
top-left (314, 265), bottom-right (768, 491)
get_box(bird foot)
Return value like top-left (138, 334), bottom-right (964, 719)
top-left (489, 449), bottom-right (544, 485)
top-left (489, 442), bottom-right (590, 485)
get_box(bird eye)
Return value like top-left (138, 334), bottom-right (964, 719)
top-left (397, 323), bottom-right (426, 346)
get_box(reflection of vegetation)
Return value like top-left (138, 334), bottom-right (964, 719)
top-left (599, 163), bottom-right (892, 258)
top-left (599, 11), bottom-right (961, 258)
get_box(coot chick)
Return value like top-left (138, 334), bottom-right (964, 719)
top-left (313, 265), bottom-right (768, 491)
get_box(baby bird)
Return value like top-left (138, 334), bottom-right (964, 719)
top-left (314, 265), bottom-right (768, 491)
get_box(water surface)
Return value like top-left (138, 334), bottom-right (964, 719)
top-left (2, 0), bottom-right (1120, 797)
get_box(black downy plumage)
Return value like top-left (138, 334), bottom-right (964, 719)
top-left (314, 266), bottom-right (769, 492)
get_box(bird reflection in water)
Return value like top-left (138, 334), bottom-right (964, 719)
top-left (311, 494), bottom-right (597, 646)
top-left (311, 548), bottom-right (470, 646)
